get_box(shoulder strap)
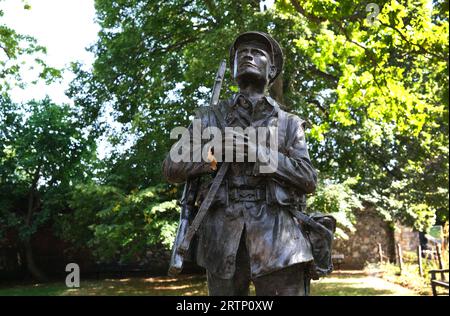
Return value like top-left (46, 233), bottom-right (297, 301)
top-left (212, 104), bottom-right (226, 130)
top-left (195, 103), bottom-right (227, 131)
top-left (277, 109), bottom-right (289, 153)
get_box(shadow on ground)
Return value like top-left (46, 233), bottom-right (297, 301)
top-left (0, 275), bottom-right (208, 296)
top-left (0, 271), bottom-right (417, 296)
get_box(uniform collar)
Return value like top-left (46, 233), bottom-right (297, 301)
top-left (231, 93), bottom-right (280, 112)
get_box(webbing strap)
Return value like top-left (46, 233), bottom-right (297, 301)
top-left (277, 109), bottom-right (288, 153)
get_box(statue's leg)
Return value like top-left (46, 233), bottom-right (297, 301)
top-left (206, 230), bottom-right (251, 296)
top-left (253, 263), bottom-right (311, 296)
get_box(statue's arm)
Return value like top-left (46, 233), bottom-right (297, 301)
top-left (255, 115), bottom-right (317, 193)
top-left (162, 116), bottom-right (213, 184)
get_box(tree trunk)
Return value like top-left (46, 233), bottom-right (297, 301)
top-left (24, 240), bottom-right (47, 282)
top-left (24, 164), bottom-right (47, 282)
top-left (269, 74), bottom-right (285, 108)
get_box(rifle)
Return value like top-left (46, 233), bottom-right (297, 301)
top-left (168, 60), bottom-right (227, 276)
top-left (167, 178), bottom-right (199, 276)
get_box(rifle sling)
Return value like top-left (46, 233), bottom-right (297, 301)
top-left (212, 104), bottom-right (226, 130)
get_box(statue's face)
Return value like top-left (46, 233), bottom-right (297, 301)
top-left (233, 43), bottom-right (276, 87)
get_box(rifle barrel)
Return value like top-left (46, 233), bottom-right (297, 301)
top-left (209, 59), bottom-right (227, 107)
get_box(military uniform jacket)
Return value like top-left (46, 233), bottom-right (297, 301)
top-left (163, 94), bottom-right (317, 279)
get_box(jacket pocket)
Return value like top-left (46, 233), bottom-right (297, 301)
top-left (268, 178), bottom-right (294, 206)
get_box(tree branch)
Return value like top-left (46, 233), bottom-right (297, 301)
top-left (290, 0), bottom-right (326, 23)
top-left (307, 98), bottom-right (329, 117)
top-left (308, 65), bottom-right (339, 83)
top-left (364, 150), bottom-right (403, 181)
top-left (25, 164), bottom-right (42, 226)
top-left (0, 44), bottom-right (12, 59)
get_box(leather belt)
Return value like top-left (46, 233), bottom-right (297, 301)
top-left (229, 187), bottom-right (265, 202)
top-left (228, 175), bottom-right (261, 187)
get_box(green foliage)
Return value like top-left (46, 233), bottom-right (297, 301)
top-left (308, 177), bottom-right (363, 238)
top-left (56, 183), bottom-right (180, 263)
top-left (276, 0), bottom-right (449, 231)
top-left (0, 97), bottom-right (97, 243)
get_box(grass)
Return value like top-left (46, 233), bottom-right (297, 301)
top-left (0, 275), bottom-right (209, 296)
top-left (365, 247), bottom-right (449, 296)
top-left (365, 262), bottom-right (448, 296)
top-left (0, 271), bottom-right (418, 296)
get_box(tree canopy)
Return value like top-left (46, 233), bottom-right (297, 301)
top-left (69, 0), bottom-right (448, 231)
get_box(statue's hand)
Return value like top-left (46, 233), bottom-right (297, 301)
top-left (206, 146), bottom-right (217, 170)
top-left (223, 129), bottom-right (265, 162)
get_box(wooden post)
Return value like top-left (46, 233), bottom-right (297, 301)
top-left (378, 243), bottom-right (383, 263)
top-left (436, 244), bottom-right (444, 269)
top-left (417, 245), bottom-right (423, 277)
top-left (430, 270), bottom-right (438, 296)
top-left (435, 244), bottom-right (445, 281)
top-left (397, 243), bottom-right (404, 274)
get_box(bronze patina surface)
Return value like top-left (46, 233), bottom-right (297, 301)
top-left (163, 32), bottom-right (319, 296)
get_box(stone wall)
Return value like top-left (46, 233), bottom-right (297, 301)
top-left (333, 207), bottom-right (396, 269)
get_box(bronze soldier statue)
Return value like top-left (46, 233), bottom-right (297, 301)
top-left (163, 31), bottom-right (330, 296)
